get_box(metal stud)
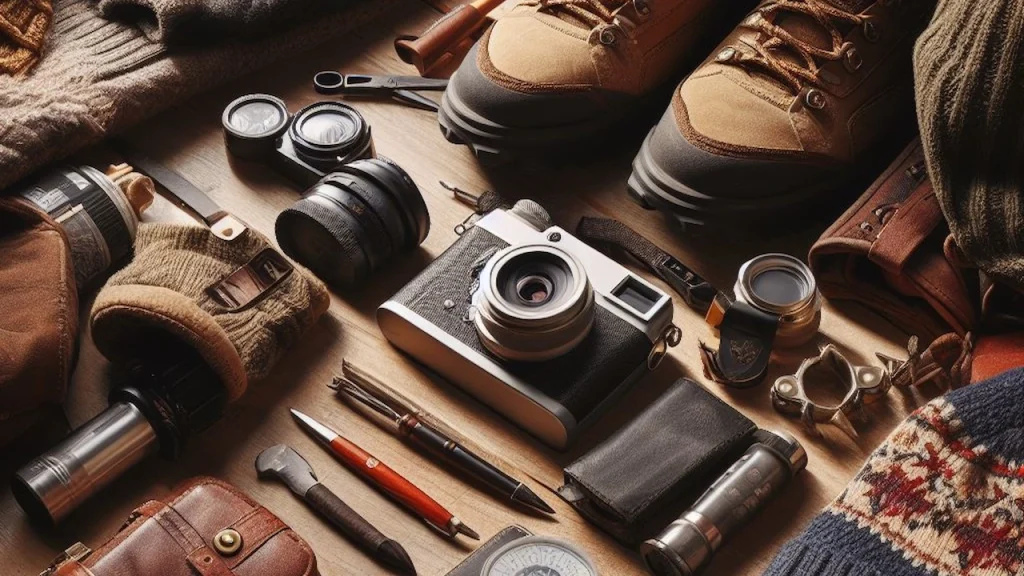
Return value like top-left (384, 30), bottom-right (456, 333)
top-left (844, 47), bottom-right (863, 72)
top-left (805, 89), bottom-right (827, 110)
top-left (213, 529), bottom-right (242, 556)
top-left (599, 26), bottom-right (618, 45)
top-left (717, 47), bottom-right (737, 62)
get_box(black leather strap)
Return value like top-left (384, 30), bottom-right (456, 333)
top-left (576, 217), bottom-right (716, 313)
top-left (112, 139), bottom-right (226, 225)
top-left (699, 301), bottom-right (779, 388)
top-left (304, 483), bottom-right (388, 549)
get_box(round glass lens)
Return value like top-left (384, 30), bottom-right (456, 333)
top-left (516, 275), bottom-right (553, 305)
top-left (751, 268), bottom-right (807, 306)
top-left (298, 112), bottom-right (357, 146)
top-left (229, 102), bottom-right (284, 136)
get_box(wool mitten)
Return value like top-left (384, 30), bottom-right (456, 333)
top-left (91, 223), bottom-right (329, 400)
top-left (765, 367), bottom-right (1024, 576)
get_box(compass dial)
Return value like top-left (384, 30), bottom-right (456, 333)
top-left (482, 536), bottom-right (598, 576)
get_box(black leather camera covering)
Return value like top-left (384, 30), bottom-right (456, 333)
top-left (557, 378), bottom-right (756, 544)
top-left (390, 225), bottom-right (652, 423)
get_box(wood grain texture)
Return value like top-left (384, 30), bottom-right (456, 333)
top-left (0, 1), bottom-right (943, 575)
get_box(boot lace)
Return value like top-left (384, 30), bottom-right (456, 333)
top-left (723, 0), bottom-right (867, 94)
top-left (529, 0), bottom-right (630, 29)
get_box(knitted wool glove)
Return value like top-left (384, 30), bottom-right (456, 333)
top-left (914, 0), bottom-right (1024, 294)
top-left (765, 367), bottom-right (1024, 576)
top-left (91, 223), bottom-right (329, 401)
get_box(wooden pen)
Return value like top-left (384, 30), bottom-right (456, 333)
top-left (290, 409), bottom-right (480, 540)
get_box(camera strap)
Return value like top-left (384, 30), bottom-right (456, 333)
top-left (575, 217), bottom-right (717, 313)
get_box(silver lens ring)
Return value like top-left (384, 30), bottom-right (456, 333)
top-left (473, 244), bottom-right (595, 362)
top-left (734, 253), bottom-right (821, 347)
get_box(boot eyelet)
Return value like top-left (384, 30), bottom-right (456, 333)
top-left (863, 20), bottom-right (880, 42)
top-left (716, 47), bottom-right (738, 63)
top-left (632, 0), bottom-right (651, 17)
top-left (599, 26), bottom-right (618, 45)
top-left (805, 89), bottom-right (827, 110)
top-left (844, 47), bottom-right (863, 72)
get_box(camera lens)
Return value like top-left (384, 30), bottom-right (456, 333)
top-left (289, 101), bottom-right (373, 166)
top-left (275, 158), bottom-right (430, 289)
top-left (734, 254), bottom-right (821, 347)
top-left (473, 245), bottom-right (595, 362)
top-left (222, 94), bottom-right (291, 160)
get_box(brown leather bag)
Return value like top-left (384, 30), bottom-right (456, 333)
top-left (42, 478), bottom-right (319, 576)
top-left (809, 138), bottom-right (979, 342)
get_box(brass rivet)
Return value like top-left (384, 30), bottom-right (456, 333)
top-left (214, 529), bottom-right (242, 556)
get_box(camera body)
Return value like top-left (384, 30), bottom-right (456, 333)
top-left (378, 202), bottom-right (678, 449)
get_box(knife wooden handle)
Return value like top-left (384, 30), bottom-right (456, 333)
top-left (328, 436), bottom-right (453, 530)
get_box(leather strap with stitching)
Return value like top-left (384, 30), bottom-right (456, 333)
top-left (151, 505), bottom-right (234, 576)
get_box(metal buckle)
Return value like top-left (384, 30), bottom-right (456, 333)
top-left (40, 543), bottom-right (92, 576)
top-left (771, 344), bottom-right (892, 439)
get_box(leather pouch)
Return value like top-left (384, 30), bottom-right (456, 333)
top-left (0, 197), bottom-right (77, 449)
top-left (809, 138), bottom-right (978, 341)
top-left (557, 379), bottom-right (756, 545)
top-left (42, 477), bottom-right (318, 576)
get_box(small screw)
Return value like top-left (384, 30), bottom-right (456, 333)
top-left (548, 232), bottom-right (562, 242)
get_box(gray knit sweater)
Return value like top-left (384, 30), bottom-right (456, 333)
top-left (0, 0), bottom-right (391, 191)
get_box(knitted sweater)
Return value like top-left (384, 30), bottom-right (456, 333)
top-left (0, 0), bottom-right (393, 191)
top-left (914, 0), bottom-right (1024, 293)
top-left (765, 367), bottom-right (1024, 576)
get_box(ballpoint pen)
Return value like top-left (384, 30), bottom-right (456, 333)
top-left (331, 362), bottom-right (556, 515)
top-left (290, 408), bottom-right (480, 540)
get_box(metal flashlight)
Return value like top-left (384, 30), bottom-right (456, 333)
top-left (641, 431), bottom-right (808, 576)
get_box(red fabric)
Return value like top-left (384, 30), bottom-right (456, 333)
top-left (971, 333), bottom-right (1024, 383)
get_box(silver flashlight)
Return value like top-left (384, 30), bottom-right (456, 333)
top-left (641, 431), bottom-right (807, 576)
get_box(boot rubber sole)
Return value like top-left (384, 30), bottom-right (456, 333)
top-left (627, 129), bottom-right (835, 230)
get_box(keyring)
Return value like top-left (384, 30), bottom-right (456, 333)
top-left (771, 344), bottom-right (892, 439)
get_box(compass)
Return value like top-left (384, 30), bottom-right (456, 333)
top-left (481, 535), bottom-right (598, 576)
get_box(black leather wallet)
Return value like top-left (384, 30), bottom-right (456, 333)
top-left (557, 378), bottom-right (756, 545)
top-left (444, 525), bottom-right (531, 576)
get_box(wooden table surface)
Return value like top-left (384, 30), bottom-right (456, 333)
top-left (0, 1), bottom-right (940, 574)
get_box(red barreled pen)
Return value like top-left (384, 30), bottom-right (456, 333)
top-left (290, 409), bottom-right (480, 540)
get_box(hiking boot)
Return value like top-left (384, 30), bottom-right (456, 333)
top-left (438, 0), bottom-right (751, 163)
top-left (627, 0), bottom-right (935, 229)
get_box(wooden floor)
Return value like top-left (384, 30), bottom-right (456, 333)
top-left (1, 1), bottom-right (942, 574)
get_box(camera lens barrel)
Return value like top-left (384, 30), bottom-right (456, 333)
top-left (275, 158), bottom-right (430, 289)
top-left (734, 254), bottom-right (821, 347)
top-left (16, 165), bottom-right (141, 289)
top-left (641, 431), bottom-right (807, 576)
top-left (473, 244), bottom-right (596, 362)
top-left (289, 101), bottom-right (374, 168)
top-left (222, 93), bottom-right (291, 160)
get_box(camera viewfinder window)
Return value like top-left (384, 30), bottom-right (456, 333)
top-left (613, 277), bottom-right (658, 314)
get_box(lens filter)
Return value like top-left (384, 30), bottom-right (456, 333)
top-left (289, 101), bottom-right (373, 164)
top-left (222, 94), bottom-right (290, 160)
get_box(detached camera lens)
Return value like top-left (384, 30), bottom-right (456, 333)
top-left (222, 94), bottom-right (290, 160)
top-left (289, 101), bottom-right (373, 165)
top-left (734, 253), bottom-right (821, 347)
top-left (473, 245), bottom-right (595, 362)
top-left (275, 158), bottom-right (430, 289)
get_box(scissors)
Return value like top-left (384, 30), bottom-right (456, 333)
top-left (314, 71), bottom-right (448, 112)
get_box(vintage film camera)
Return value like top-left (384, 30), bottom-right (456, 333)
top-left (379, 200), bottom-right (681, 449)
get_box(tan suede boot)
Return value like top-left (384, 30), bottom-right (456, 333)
top-left (628, 0), bottom-right (935, 229)
top-left (438, 0), bottom-right (752, 163)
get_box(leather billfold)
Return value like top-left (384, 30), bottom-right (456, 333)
top-left (41, 477), bottom-right (318, 576)
top-left (558, 378), bottom-right (756, 545)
